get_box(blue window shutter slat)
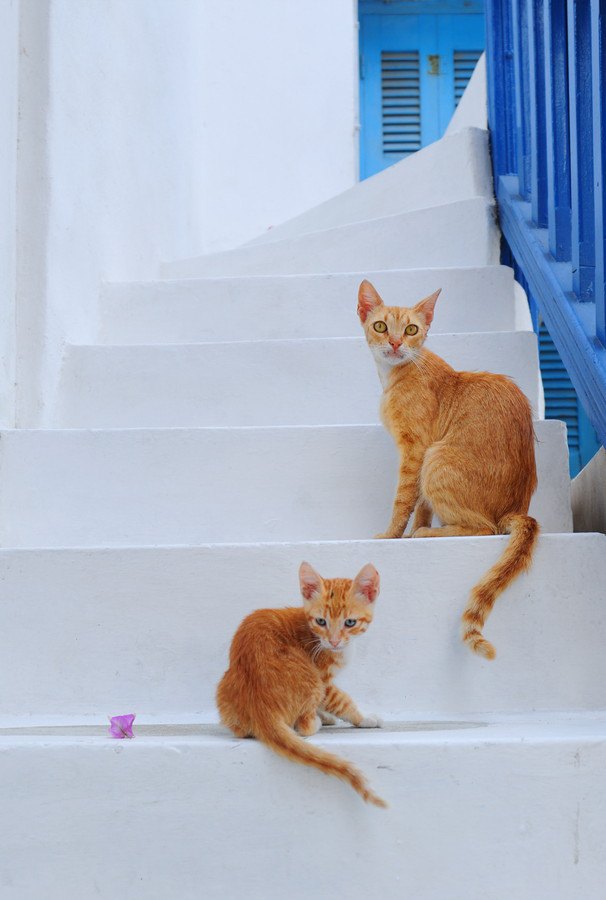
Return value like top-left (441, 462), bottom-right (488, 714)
top-left (453, 49), bottom-right (483, 106)
top-left (538, 322), bottom-right (581, 476)
top-left (536, 304), bottom-right (601, 477)
top-left (381, 51), bottom-right (421, 160)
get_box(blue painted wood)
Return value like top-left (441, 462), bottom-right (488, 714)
top-left (538, 321), bottom-right (582, 475)
top-left (511, 0), bottom-right (532, 199)
top-left (543, 0), bottom-right (571, 260)
top-left (359, 2), bottom-right (485, 178)
top-left (360, 1), bottom-right (484, 13)
top-left (486, 0), bottom-right (605, 462)
top-left (578, 402), bottom-right (602, 471)
top-left (437, 16), bottom-right (484, 134)
top-left (591, 0), bottom-right (606, 344)
top-left (504, 243), bottom-right (598, 473)
top-left (359, 14), bottom-right (433, 178)
top-left (500, 3), bottom-right (517, 174)
top-left (485, 1), bottom-right (517, 175)
top-left (567, 0), bottom-right (596, 300)
top-left (497, 174), bottom-right (606, 448)
top-left (527, 0), bottom-right (548, 226)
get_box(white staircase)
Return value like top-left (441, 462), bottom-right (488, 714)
top-left (4, 84), bottom-right (606, 898)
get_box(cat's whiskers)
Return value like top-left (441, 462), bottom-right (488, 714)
top-left (302, 634), bottom-right (324, 665)
top-left (406, 350), bottom-right (433, 379)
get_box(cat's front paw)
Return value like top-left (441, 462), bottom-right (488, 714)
top-left (358, 714), bottom-right (383, 729)
top-left (374, 531), bottom-right (401, 540)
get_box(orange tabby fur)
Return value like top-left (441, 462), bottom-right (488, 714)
top-left (358, 280), bottom-right (539, 660)
top-left (216, 562), bottom-right (386, 808)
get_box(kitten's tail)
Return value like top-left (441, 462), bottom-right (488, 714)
top-left (462, 514), bottom-right (539, 660)
top-left (259, 722), bottom-right (387, 808)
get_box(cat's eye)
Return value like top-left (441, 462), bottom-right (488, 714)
top-left (315, 617), bottom-right (327, 627)
top-left (344, 619), bottom-right (357, 628)
top-left (405, 323), bottom-right (419, 336)
top-left (373, 321), bottom-right (387, 333)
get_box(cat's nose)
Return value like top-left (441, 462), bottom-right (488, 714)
top-left (389, 338), bottom-right (402, 350)
top-left (329, 638), bottom-right (341, 648)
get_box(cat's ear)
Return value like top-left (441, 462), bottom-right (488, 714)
top-left (352, 564), bottom-right (380, 604)
top-left (299, 561), bottom-right (324, 602)
top-left (413, 289), bottom-right (442, 329)
top-left (358, 280), bottom-right (384, 323)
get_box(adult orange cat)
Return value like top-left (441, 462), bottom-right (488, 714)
top-left (358, 279), bottom-right (538, 660)
top-left (216, 561), bottom-right (386, 807)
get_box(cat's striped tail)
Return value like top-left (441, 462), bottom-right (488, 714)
top-left (259, 722), bottom-right (387, 808)
top-left (462, 514), bottom-right (539, 660)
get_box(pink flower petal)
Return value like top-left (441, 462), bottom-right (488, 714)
top-left (108, 713), bottom-right (136, 739)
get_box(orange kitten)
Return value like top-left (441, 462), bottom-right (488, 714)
top-left (358, 280), bottom-right (538, 660)
top-left (216, 562), bottom-right (386, 808)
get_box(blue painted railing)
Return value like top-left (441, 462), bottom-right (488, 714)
top-left (485, 0), bottom-right (606, 451)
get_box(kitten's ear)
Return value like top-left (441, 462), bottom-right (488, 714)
top-left (299, 561), bottom-right (323, 602)
top-left (413, 289), bottom-right (442, 329)
top-left (352, 564), bottom-right (380, 604)
top-left (358, 280), bottom-right (384, 323)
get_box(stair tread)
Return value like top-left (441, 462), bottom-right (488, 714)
top-left (2, 712), bottom-right (605, 744)
top-left (159, 198), bottom-right (499, 278)
top-left (0, 420), bottom-right (572, 547)
top-left (246, 127), bottom-right (492, 245)
top-left (2, 534), bottom-right (602, 718)
top-left (6, 709), bottom-right (604, 900)
top-left (55, 331), bottom-right (542, 427)
top-left (98, 266), bottom-right (521, 343)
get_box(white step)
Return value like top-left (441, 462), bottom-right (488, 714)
top-left (159, 198), bottom-right (499, 279)
top-left (1, 534), bottom-right (602, 719)
top-left (0, 421), bottom-right (571, 548)
top-left (2, 714), bottom-right (605, 898)
top-left (55, 332), bottom-right (543, 428)
top-left (98, 266), bottom-right (527, 344)
top-left (247, 127), bottom-right (492, 245)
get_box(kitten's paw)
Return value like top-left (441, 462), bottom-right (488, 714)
top-left (318, 710), bottom-right (338, 726)
top-left (358, 714), bottom-right (383, 729)
top-left (374, 531), bottom-right (401, 540)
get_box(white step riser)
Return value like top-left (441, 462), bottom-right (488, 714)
top-left (98, 267), bottom-right (522, 344)
top-left (2, 536), bottom-right (604, 718)
top-left (0, 422), bottom-right (571, 548)
top-left (248, 127), bottom-right (492, 245)
top-left (3, 727), bottom-right (605, 899)
top-left (55, 332), bottom-right (543, 428)
top-left (159, 199), bottom-right (500, 279)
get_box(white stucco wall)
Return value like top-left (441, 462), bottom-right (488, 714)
top-left (14, 0), bottom-right (358, 425)
top-left (17, 0), bottom-right (210, 423)
top-left (194, 0), bottom-right (358, 252)
top-left (0, 0), bottom-right (18, 427)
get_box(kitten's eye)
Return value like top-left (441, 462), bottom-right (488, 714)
top-left (405, 323), bottom-right (419, 336)
top-left (373, 321), bottom-right (387, 333)
top-left (315, 617), bottom-right (327, 627)
top-left (344, 619), bottom-right (357, 628)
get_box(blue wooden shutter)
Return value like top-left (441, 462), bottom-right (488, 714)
top-left (359, 4), bottom-right (485, 179)
top-left (381, 50), bottom-right (422, 159)
top-left (539, 321), bottom-right (582, 475)
top-left (538, 319), bottom-right (600, 475)
top-left (453, 50), bottom-right (482, 106)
